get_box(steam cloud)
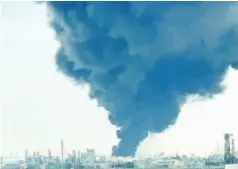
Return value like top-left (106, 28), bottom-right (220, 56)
top-left (47, 2), bottom-right (238, 157)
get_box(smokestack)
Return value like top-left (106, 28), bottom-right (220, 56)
top-left (231, 138), bottom-right (235, 155)
top-left (48, 148), bottom-right (52, 163)
top-left (0, 156), bottom-right (3, 169)
top-left (72, 150), bottom-right (76, 168)
top-left (25, 149), bottom-right (28, 162)
top-left (77, 150), bottom-right (81, 163)
top-left (33, 152), bottom-right (36, 164)
top-left (231, 138), bottom-right (235, 164)
top-left (224, 133), bottom-right (235, 164)
top-left (61, 139), bottom-right (64, 169)
top-left (224, 134), bottom-right (231, 164)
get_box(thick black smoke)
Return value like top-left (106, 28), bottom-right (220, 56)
top-left (47, 2), bottom-right (238, 157)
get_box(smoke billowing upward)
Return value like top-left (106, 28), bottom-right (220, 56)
top-left (47, 2), bottom-right (238, 157)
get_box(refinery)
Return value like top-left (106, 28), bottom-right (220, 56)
top-left (1, 133), bottom-right (237, 169)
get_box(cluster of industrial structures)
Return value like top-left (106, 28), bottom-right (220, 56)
top-left (1, 133), bottom-right (237, 169)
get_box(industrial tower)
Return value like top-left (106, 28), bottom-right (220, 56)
top-left (224, 133), bottom-right (237, 164)
top-left (48, 148), bottom-right (52, 163)
top-left (61, 139), bottom-right (64, 169)
top-left (25, 149), bottom-right (28, 162)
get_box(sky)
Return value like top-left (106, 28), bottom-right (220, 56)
top-left (0, 2), bottom-right (238, 158)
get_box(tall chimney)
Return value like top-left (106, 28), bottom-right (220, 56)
top-left (231, 138), bottom-right (235, 164)
top-left (77, 150), bottom-right (81, 164)
top-left (48, 148), bottom-right (52, 163)
top-left (33, 152), bottom-right (36, 164)
top-left (25, 149), bottom-right (28, 162)
top-left (0, 156), bottom-right (3, 169)
top-left (72, 150), bottom-right (76, 168)
top-left (61, 139), bottom-right (64, 169)
top-left (224, 133), bottom-right (231, 164)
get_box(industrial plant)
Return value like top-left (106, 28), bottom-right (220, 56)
top-left (1, 134), bottom-right (237, 169)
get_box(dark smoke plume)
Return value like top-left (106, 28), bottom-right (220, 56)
top-left (47, 2), bottom-right (238, 157)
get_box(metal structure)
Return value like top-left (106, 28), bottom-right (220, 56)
top-left (224, 133), bottom-right (237, 164)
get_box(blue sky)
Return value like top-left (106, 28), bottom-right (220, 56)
top-left (0, 2), bottom-right (238, 157)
